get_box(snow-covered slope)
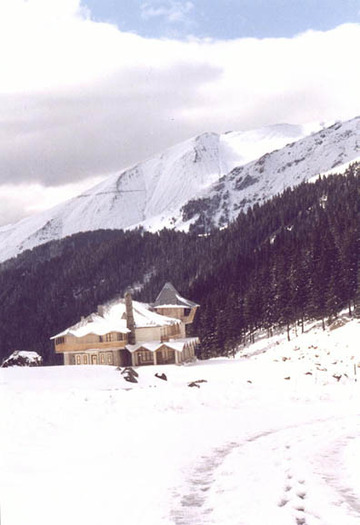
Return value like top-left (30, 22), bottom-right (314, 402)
top-left (182, 116), bottom-right (360, 229)
top-left (0, 123), bottom-right (313, 262)
top-left (0, 117), bottom-right (359, 262)
top-left (1, 314), bottom-right (360, 525)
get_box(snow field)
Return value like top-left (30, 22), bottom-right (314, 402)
top-left (1, 314), bottom-right (360, 525)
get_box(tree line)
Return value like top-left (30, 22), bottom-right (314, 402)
top-left (0, 164), bottom-right (359, 364)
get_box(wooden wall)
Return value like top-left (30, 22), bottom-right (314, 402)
top-left (55, 332), bottom-right (127, 354)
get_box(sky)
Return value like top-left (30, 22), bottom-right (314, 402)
top-left (85, 0), bottom-right (360, 39)
top-left (0, 0), bottom-right (360, 226)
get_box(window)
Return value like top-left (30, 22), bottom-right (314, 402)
top-left (99, 336), bottom-right (103, 342)
top-left (100, 353), bottom-right (105, 364)
top-left (184, 308), bottom-right (191, 317)
top-left (83, 355), bottom-right (88, 364)
top-left (105, 333), bottom-right (112, 342)
top-left (76, 355), bottom-right (81, 365)
top-left (107, 353), bottom-right (114, 365)
top-left (55, 337), bottom-right (65, 345)
top-left (117, 333), bottom-right (124, 341)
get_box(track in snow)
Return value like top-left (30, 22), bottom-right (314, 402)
top-left (171, 415), bottom-right (360, 525)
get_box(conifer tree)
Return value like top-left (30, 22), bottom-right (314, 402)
top-left (354, 262), bottom-right (360, 319)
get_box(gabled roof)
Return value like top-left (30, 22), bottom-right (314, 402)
top-left (51, 297), bottom-right (181, 340)
top-left (126, 337), bottom-right (199, 353)
top-left (153, 282), bottom-right (199, 309)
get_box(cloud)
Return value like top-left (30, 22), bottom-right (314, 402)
top-left (0, 60), bottom-right (221, 186)
top-left (0, 1), bottom-right (360, 225)
top-left (0, 176), bottom-right (104, 226)
top-left (141, 1), bottom-right (194, 24)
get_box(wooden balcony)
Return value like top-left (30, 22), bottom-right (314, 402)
top-left (55, 339), bottom-right (127, 354)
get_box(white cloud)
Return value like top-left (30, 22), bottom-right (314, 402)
top-left (0, 176), bottom-right (105, 226)
top-left (0, 1), bottom-right (360, 225)
top-left (141, 1), bottom-right (194, 24)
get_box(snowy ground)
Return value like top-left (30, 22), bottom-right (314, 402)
top-left (1, 314), bottom-right (360, 525)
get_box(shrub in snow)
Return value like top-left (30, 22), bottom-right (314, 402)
top-left (2, 350), bottom-right (42, 368)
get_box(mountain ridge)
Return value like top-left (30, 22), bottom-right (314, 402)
top-left (0, 118), bottom-right (358, 262)
top-left (182, 116), bottom-right (360, 231)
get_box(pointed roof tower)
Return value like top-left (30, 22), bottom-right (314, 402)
top-left (154, 282), bottom-right (199, 308)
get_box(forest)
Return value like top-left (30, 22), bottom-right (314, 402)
top-left (0, 164), bottom-right (359, 364)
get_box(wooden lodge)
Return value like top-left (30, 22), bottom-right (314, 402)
top-left (52, 283), bottom-right (199, 367)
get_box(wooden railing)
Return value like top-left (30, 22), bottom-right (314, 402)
top-left (55, 339), bottom-right (127, 353)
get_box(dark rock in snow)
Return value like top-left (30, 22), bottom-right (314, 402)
top-left (155, 373), bottom-right (167, 381)
top-left (1, 350), bottom-right (42, 368)
top-left (123, 372), bottom-right (138, 383)
top-left (188, 379), bottom-right (208, 388)
top-left (120, 367), bottom-right (139, 377)
top-left (120, 367), bottom-right (139, 383)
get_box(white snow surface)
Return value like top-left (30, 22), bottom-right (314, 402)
top-left (0, 122), bottom-right (324, 262)
top-left (1, 314), bottom-right (360, 525)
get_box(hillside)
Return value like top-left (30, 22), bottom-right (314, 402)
top-left (0, 166), bottom-right (358, 364)
top-left (0, 121), bottom-right (333, 263)
top-left (2, 315), bottom-right (360, 525)
top-left (183, 116), bottom-right (360, 232)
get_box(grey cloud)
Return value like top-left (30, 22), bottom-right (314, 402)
top-left (0, 61), bottom-right (221, 187)
top-left (1, 23), bottom-right (360, 193)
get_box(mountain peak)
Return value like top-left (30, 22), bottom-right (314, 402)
top-left (0, 117), bottom-right (358, 263)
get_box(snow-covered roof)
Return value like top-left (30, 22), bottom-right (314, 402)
top-left (51, 312), bottom-right (129, 340)
top-left (126, 337), bottom-right (199, 354)
top-left (51, 297), bottom-right (181, 340)
top-left (153, 282), bottom-right (199, 309)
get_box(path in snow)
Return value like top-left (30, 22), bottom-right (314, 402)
top-left (171, 414), bottom-right (360, 525)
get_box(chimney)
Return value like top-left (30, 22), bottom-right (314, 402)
top-left (97, 305), bottom-right (105, 317)
top-left (125, 292), bottom-right (136, 344)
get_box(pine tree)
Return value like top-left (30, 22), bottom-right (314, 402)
top-left (354, 262), bottom-right (360, 318)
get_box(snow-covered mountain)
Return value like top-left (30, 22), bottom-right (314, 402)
top-left (0, 117), bottom-right (359, 262)
top-left (182, 117), bottom-right (360, 230)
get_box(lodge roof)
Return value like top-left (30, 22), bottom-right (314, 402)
top-left (153, 282), bottom-right (199, 309)
top-left (51, 298), bottom-right (180, 340)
